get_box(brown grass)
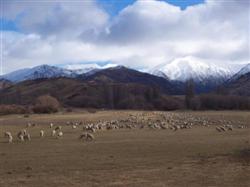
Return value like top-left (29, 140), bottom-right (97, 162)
top-left (0, 110), bottom-right (250, 187)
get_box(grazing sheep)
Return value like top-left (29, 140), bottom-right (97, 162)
top-left (51, 130), bottom-right (56, 137)
top-left (8, 135), bottom-right (13, 143)
top-left (50, 123), bottom-right (54, 128)
top-left (40, 130), bottom-right (45, 137)
top-left (17, 133), bottom-right (24, 142)
top-left (216, 126), bottom-right (222, 132)
top-left (24, 133), bottom-right (31, 141)
top-left (220, 126), bottom-right (226, 131)
top-left (17, 129), bottom-right (27, 142)
top-left (4, 132), bottom-right (13, 143)
top-left (57, 131), bottom-right (63, 138)
top-left (4, 131), bottom-right (12, 137)
top-left (55, 126), bottom-right (62, 131)
top-left (79, 132), bottom-right (94, 141)
top-left (72, 125), bottom-right (77, 129)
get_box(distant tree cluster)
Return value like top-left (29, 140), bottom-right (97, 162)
top-left (66, 83), bottom-right (182, 110)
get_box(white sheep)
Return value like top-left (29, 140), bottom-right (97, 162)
top-left (57, 131), bottom-right (63, 138)
top-left (17, 129), bottom-right (26, 142)
top-left (4, 131), bottom-right (11, 137)
top-left (40, 130), bottom-right (45, 137)
top-left (51, 130), bottom-right (56, 137)
top-left (4, 132), bottom-right (13, 143)
top-left (50, 123), bottom-right (54, 128)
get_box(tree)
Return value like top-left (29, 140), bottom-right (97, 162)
top-left (33, 95), bottom-right (60, 113)
top-left (185, 79), bottom-right (195, 109)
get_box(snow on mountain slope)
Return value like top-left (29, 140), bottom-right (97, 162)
top-left (150, 56), bottom-right (238, 83)
top-left (1, 63), bottom-right (119, 83)
top-left (62, 63), bottom-right (118, 74)
top-left (229, 63), bottom-right (250, 81)
top-left (1, 65), bottom-right (77, 82)
top-left (1, 68), bottom-right (31, 82)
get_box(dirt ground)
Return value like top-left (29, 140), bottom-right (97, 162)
top-left (0, 110), bottom-right (250, 187)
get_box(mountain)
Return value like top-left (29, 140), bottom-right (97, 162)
top-left (223, 72), bottom-right (250, 96)
top-left (1, 64), bottom-right (119, 83)
top-left (0, 67), bottom-right (183, 110)
top-left (151, 56), bottom-right (236, 82)
top-left (150, 56), bottom-right (239, 93)
top-left (1, 65), bottom-right (78, 82)
top-left (80, 66), bottom-right (182, 94)
top-left (228, 63), bottom-right (250, 82)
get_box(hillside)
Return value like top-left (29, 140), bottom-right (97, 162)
top-left (80, 66), bottom-right (183, 94)
top-left (0, 68), bottom-right (184, 110)
top-left (0, 79), bottom-right (12, 90)
top-left (225, 72), bottom-right (250, 96)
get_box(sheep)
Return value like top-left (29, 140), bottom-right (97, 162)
top-left (17, 133), bottom-right (24, 142)
top-left (72, 125), bottom-right (77, 129)
top-left (24, 133), bottom-right (31, 141)
top-left (8, 135), bottom-right (13, 143)
top-left (216, 126), bottom-right (222, 132)
top-left (79, 132), bottom-right (94, 141)
top-left (4, 132), bottom-right (13, 143)
top-left (54, 126), bottom-right (62, 131)
top-left (4, 131), bottom-right (12, 137)
top-left (17, 129), bottom-right (27, 142)
top-left (57, 131), bottom-right (63, 138)
top-left (50, 123), bottom-right (54, 128)
top-left (51, 130), bottom-right (56, 137)
top-left (220, 126), bottom-right (226, 131)
top-left (40, 130), bottom-right (45, 137)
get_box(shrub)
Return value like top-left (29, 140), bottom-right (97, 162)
top-left (33, 95), bottom-right (60, 113)
top-left (0, 105), bottom-right (29, 115)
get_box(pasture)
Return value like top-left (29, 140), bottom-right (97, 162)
top-left (0, 110), bottom-right (250, 187)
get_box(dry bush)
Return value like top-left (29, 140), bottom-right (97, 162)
top-left (0, 105), bottom-right (29, 115)
top-left (33, 95), bottom-right (60, 113)
top-left (87, 108), bottom-right (97, 113)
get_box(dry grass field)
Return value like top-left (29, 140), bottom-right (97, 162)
top-left (0, 110), bottom-right (250, 187)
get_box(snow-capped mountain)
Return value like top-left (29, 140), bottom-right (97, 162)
top-left (0, 65), bottom-right (79, 82)
top-left (229, 63), bottom-right (250, 81)
top-left (150, 56), bottom-right (238, 83)
top-left (1, 63), bottom-right (119, 83)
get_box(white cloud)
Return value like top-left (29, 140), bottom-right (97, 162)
top-left (2, 0), bottom-right (250, 74)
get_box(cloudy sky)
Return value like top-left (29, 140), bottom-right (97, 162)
top-left (1, 0), bottom-right (249, 74)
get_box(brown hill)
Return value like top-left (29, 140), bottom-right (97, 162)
top-left (0, 79), bottom-right (12, 90)
top-left (0, 68), bottom-right (183, 110)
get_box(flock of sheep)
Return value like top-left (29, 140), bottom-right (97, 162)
top-left (3, 121), bottom-right (95, 143)
top-left (2, 112), bottom-right (247, 143)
